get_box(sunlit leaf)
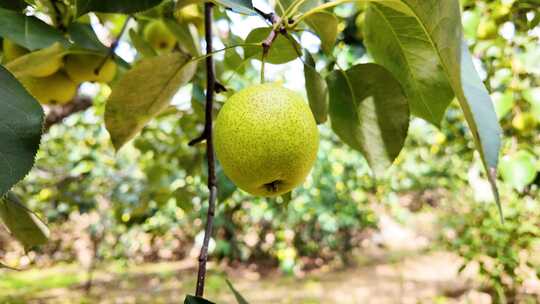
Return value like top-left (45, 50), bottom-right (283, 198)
top-left (105, 53), bottom-right (197, 150)
top-left (327, 63), bottom-right (409, 176)
top-left (0, 65), bottom-right (43, 196)
top-left (500, 150), bottom-right (537, 192)
top-left (244, 27), bottom-right (300, 65)
top-left (0, 192), bottom-right (49, 249)
top-left (364, 3), bottom-right (454, 126)
top-left (5, 42), bottom-right (66, 78)
top-left (75, 0), bottom-right (164, 17)
top-left (304, 11), bottom-right (338, 55)
top-left (394, 0), bottom-right (502, 214)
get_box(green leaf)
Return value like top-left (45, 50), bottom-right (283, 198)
top-left (492, 91), bottom-right (514, 120)
top-left (0, 192), bottom-right (49, 249)
top-left (244, 27), bottom-right (300, 65)
top-left (184, 295), bottom-right (215, 304)
top-left (303, 52), bottom-right (328, 124)
top-left (364, 3), bottom-right (454, 126)
top-left (276, 0), bottom-right (319, 16)
top-left (0, 8), bottom-right (68, 50)
top-left (67, 22), bottom-right (108, 53)
top-left (327, 64), bottom-right (409, 176)
top-left (217, 163), bottom-right (236, 202)
top-left (304, 11), bottom-right (338, 55)
top-left (523, 87), bottom-right (540, 119)
top-left (0, 65), bottom-right (43, 196)
top-left (397, 0), bottom-right (502, 215)
top-left (129, 28), bottom-right (157, 58)
top-left (5, 42), bottom-right (66, 78)
top-left (105, 53), bottom-right (197, 150)
top-left (211, 0), bottom-right (254, 15)
top-left (164, 19), bottom-right (200, 56)
top-left (75, 0), bottom-right (164, 17)
top-left (0, 0), bottom-right (26, 11)
top-left (226, 279), bottom-right (250, 304)
top-left (500, 150), bottom-right (537, 192)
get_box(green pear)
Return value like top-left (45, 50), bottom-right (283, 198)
top-left (2, 39), bottom-right (28, 62)
top-left (214, 83), bottom-right (319, 197)
top-left (144, 20), bottom-right (177, 53)
top-left (64, 54), bottom-right (117, 83)
top-left (512, 112), bottom-right (537, 132)
top-left (21, 72), bottom-right (78, 105)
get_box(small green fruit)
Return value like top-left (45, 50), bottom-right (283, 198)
top-left (512, 112), bottom-right (537, 132)
top-left (144, 20), bottom-right (177, 53)
top-left (477, 19), bottom-right (498, 40)
top-left (214, 83), bottom-right (319, 197)
top-left (21, 72), bottom-right (78, 105)
top-left (64, 54), bottom-right (117, 83)
top-left (2, 39), bottom-right (28, 62)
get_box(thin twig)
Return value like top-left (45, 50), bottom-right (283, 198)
top-left (194, 2), bottom-right (218, 298)
top-left (95, 16), bottom-right (132, 75)
top-left (44, 96), bottom-right (93, 132)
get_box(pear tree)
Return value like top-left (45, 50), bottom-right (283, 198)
top-left (0, 0), bottom-right (503, 302)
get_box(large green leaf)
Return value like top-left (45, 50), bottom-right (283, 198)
top-left (244, 27), bottom-right (300, 65)
top-left (67, 22), bottom-right (108, 53)
top-left (327, 64), bottom-right (409, 176)
top-left (5, 42), bottom-right (66, 78)
top-left (212, 0), bottom-right (254, 14)
top-left (364, 3), bottom-right (454, 126)
top-left (0, 65), bottom-right (43, 196)
top-left (304, 11), bottom-right (338, 55)
top-left (0, 8), bottom-right (68, 50)
top-left (303, 52), bottom-right (328, 124)
top-left (75, 0), bottom-right (164, 17)
top-left (396, 0), bottom-right (502, 213)
top-left (500, 150), bottom-right (537, 192)
top-left (105, 53), bottom-right (197, 150)
top-left (129, 28), bottom-right (158, 58)
top-left (184, 295), bottom-right (215, 304)
top-left (164, 19), bottom-right (200, 56)
top-left (0, 0), bottom-right (26, 11)
top-left (0, 192), bottom-right (49, 249)
top-left (226, 279), bottom-right (250, 304)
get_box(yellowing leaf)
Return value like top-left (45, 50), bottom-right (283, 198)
top-left (105, 53), bottom-right (197, 150)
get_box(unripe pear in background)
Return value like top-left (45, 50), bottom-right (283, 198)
top-left (2, 39), bottom-right (28, 62)
top-left (512, 112), bottom-right (537, 133)
top-left (144, 20), bottom-right (177, 53)
top-left (64, 54), bottom-right (117, 83)
top-left (214, 83), bottom-right (319, 197)
top-left (21, 72), bottom-right (78, 105)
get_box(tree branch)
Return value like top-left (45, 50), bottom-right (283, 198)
top-left (43, 96), bottom-right (93, 132)
top-left (194, 2), bottom-right (218, 298)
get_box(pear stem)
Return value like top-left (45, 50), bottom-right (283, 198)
top-left (194, 2), bottom-right (218, 298)
top-left (95, 16), bottom-right (132, 76)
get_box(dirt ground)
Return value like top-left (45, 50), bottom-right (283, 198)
top-left (0, 213), bottom-right (494, 304)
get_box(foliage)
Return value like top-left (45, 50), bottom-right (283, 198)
top-left (440, 194), bottom-right (540, 302)
top-left (0, 0), bottom-right (536, 301)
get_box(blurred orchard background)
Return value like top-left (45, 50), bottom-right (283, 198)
top-left (1, 0), bottom-right (539, 303)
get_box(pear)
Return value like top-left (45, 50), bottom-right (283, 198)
top-left (144, 20), bottom-right (177, 53)
top-left (2, 39), bottom-right (28, 62)
top-left (64, 54), bottom-right (117, 83)
top-left (214, 83), bottom-right (319, 196)
top-left (21, 72), bottom-right (78, 105)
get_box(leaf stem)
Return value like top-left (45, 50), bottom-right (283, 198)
top-left (194, 2), bottom-right (218, 298)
